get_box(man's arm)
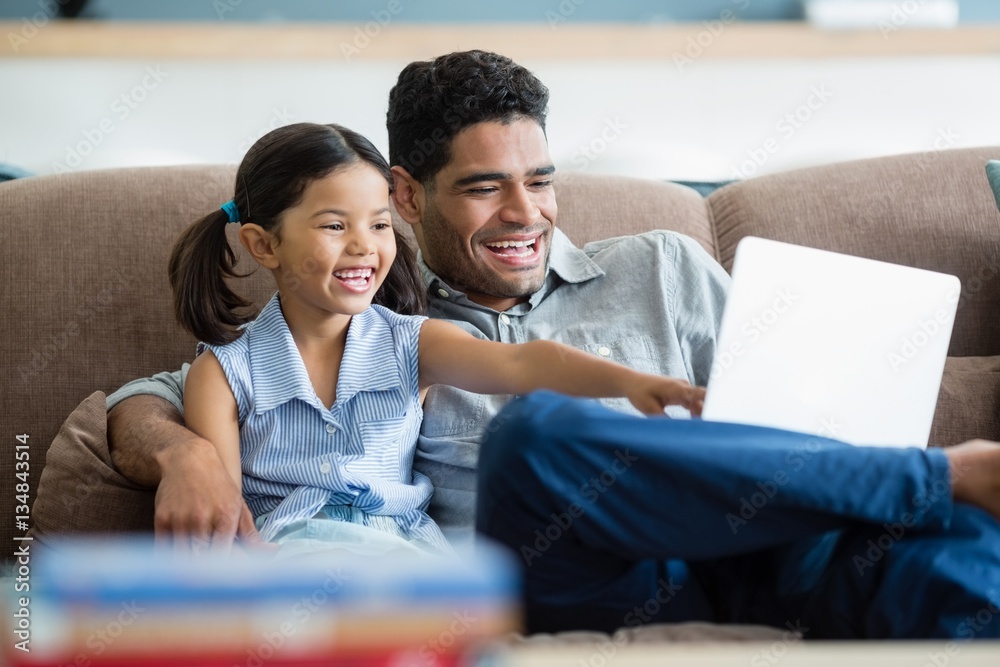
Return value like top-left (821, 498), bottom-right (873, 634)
top-left (106, 371), bottom-right (263, 552)
top-left (107, 394), bottom-right (201, 486)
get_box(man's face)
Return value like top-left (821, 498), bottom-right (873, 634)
top-left (416, 119), bottom-right (557, 312)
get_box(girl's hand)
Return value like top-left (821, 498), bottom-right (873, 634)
top-left (626, 374), bottom-right (706, 417)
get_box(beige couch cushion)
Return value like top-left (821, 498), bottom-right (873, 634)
top-left (708, 146), bottom-right (1000, 357)
top-left (929, 356), bottom-right (1000, 445)
top-left (552, 173), bottom-right (717, 259)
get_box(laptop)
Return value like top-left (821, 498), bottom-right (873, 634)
top-left (701, 237), bottom-right (960, 448)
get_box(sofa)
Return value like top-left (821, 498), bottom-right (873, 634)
top-left (4, 146), bottom-right (1000, 639)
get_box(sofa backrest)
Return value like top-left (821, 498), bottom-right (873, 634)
top-left (3, 146), bottom-right (999, 549)
top-left (708, 147), bottom-right (1000, 357)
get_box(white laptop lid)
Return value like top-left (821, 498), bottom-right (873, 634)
top-left (701, 237), bottom-right (960, 448)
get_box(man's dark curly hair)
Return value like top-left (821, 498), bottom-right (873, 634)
top-left (386, 50), bottom-right (549, 185)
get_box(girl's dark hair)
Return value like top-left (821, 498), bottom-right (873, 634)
top-left (168, 122), bottom-right (426, 345)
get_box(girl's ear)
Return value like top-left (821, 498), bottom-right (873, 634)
top-left (391, 166), bottom-right (423, 226)
top-left (238, 223), bottom-right (280, 270)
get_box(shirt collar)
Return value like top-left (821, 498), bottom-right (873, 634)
top-left (418, 227), bottom-right (604, 310)
top-left (546, 227), bottom-right (605, 285)
top-left (247, 294), bottom-right (403, 414)
top-left (335, 304), bottom-right (406, 403)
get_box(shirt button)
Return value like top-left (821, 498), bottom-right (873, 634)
top-left (325, 424), bottom-right (336, 434)
top-left (320, 461), bottom-right (332, 474)
top-left (437, 288), bottom-right (449, 298)
top-left (597, 346), bottom-right (611, 357)
top-left (499, 313), bottom-right (511, 325)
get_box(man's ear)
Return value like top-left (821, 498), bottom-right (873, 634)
top-left (238, 223), bottom-right (280, 270)
top-left (391, 166), bottom-right (424, 226)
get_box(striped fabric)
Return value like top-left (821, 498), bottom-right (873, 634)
top-left (199, 293), bottom-right (450, 552)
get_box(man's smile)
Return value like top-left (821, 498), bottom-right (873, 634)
top-left (482, 233), bottom-right (543, 267)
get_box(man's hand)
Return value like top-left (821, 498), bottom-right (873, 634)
top-left (626, 375), bottom-right (706, 417)
top-left (154, 437), bottom-right (269, 555)
top-left (108, 395), bottom-right (273, 555)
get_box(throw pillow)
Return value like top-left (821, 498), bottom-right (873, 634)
top-left (28, 391), bottom-right (155, 545)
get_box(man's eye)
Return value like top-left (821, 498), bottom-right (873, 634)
top-left (468, 187), bottom-right (497, 195)
top-left (531, 180), bottom-right (553, 188)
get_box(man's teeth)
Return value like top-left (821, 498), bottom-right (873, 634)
top-left (485, 238), bottom-right (536, 249)
top-left (334, 268), bottom-right (372, 279)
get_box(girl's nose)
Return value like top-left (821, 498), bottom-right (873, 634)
top-left (346, 230), bottom-right (376, 255)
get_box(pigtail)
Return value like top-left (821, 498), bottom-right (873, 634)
top-left (374, 229), bottom-right (427, 316)
top-left (168, 209), bottom-right (254, 345)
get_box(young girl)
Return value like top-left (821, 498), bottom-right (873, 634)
top-left (170, 122), bottom-right (704, 556)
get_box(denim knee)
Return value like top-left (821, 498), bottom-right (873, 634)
top-left (478, 391), bottom-right (582, 486)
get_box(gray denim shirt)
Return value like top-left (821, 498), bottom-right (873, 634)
top-left (108, 228), bottom-right (730, 544)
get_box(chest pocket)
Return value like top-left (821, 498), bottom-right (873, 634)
top-left (577, 335), bottom-right (665, 376)
top-left (356, 416), bottom-right (410, 480)
top-left (348, 388), bottom-right (409, 451)
top-left (575, 335), bottom-right (678, 416)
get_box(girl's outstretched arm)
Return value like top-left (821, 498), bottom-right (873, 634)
top-left (183, 351), bottom-right (243, 492)
top-left (417, 319), bottom-right (704, 416)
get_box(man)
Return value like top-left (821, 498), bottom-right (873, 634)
top-left (108, 50), bottom-right (1000, 638)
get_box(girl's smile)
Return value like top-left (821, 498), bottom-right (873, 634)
top-left (332, 265), bottom-right (377, 293)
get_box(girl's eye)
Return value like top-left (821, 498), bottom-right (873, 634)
top-left (322, 223), bottom-right (344, 231)
top-left (373, 222), bottom-right (391, 230)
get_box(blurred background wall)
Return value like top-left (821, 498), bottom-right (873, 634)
top-left (2, 0), bottom-right (1000, 22)
top-left (1, 1), bottom-right (998, 181)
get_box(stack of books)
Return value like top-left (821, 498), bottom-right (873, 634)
top-left (6, 538), bottom-right (520, 667)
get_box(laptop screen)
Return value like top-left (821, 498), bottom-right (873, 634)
top-left (702, 237), bottom-right (959, 448)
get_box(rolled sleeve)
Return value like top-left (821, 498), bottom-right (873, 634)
top-left (105, 364), bottom-right (189, 414)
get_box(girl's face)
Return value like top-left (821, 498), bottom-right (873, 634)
top-left (269, 163), bottom-right (396, 321)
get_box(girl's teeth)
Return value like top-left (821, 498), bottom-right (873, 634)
top-left (334, 269), bottom-right (372, 278)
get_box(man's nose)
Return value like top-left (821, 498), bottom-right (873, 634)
top-left (499, 185), bottom-right (541, 226)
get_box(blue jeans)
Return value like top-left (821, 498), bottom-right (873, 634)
top-left (475, 391), bottom-right (1000, 638)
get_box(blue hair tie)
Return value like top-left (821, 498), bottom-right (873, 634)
top-left (220, 199), bottom-right (241, 223)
